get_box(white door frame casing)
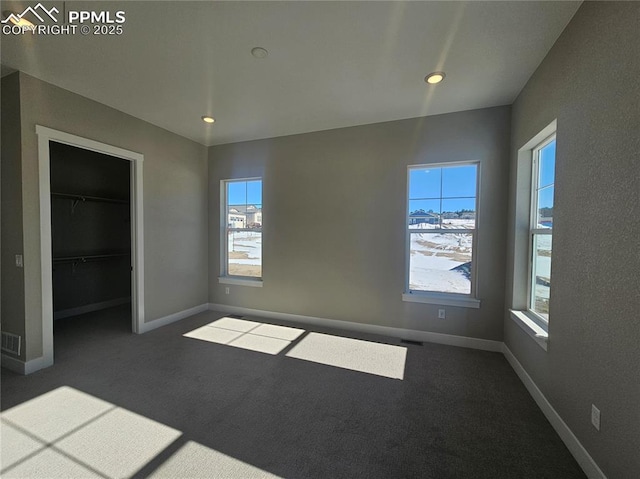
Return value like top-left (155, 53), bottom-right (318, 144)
top-left (36, 126), bottom-right (145, 369)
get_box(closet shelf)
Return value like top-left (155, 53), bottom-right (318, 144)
top-left (51, 192), bottom-right (129, 205)
top-left (53, 253), bottom-right (130, 264)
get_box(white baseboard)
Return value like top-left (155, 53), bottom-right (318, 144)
top-left (502, 344), bottom-right (606, 479)
top-left (138, 304), bottom-right (209, 334)
top-left (207, 303), bottom-right (503, 352)
top-left (54, 297), bottom-right (131, 320)
top-left (1, 354), bottom-right (48, 375)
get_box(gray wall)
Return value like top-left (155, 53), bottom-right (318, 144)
top-left (1, 73), bottom-right (26, 358)
top-left (209, 106), bottom-right (510, 341)
top-left (3, 73), bottom-right (209, 361)
top-left (505, 2), bottom-right (640, 478)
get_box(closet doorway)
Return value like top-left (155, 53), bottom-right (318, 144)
top-left (37, 126), bottom-right (144, 369)
top-left (50, 142), bottom-right (131, 353)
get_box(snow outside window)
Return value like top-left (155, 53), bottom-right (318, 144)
top-left (222, 178), bottom-right (262, 279)
top-left (407, 162), bottom-right (478, 296)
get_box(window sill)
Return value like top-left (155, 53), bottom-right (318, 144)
top-left (402, 292), bottom-right (481, 309)
top-left (218, 277), bottom-right (263, 288)
top-left (509, 309), bottom-right (548, 351)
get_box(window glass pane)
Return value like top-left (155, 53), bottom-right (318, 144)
top-left (536, 185), bottom-right (554, 227)
top-left (409, 199), bottom-right (440, 228)
top-left (247, 180), bottom-right (262, 205)
top-left (442, 164), bottom-right (477, 198)
top-left (531, 234), bottom-right (552, 320)
top-left (225, 179), bottom-right (262, 278)
top-left (228, 230), bottom-right (262, 277)
top-left (409, 168), bottom-right (441, 199)
top-left (538, 140), bottom-right (556, 188)
top-left (441, 198), bottom-right (476, 229)
top-left (227, 181), bottom-right (247, 208)
top-left (409, 232), bottom-right (472, 294)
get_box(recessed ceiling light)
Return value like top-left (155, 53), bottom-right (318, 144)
top-left (201, 116), bottom-right (215, 124)
top-left (251, 47), bottom-right (268, 59)
top-left (425, 72), bottom-right (446, 84)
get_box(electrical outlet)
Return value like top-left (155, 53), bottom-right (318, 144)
top-left (438, 309), bottom-right (446, 319)
top-left (225, 287), bottom-right (230, 295)
top-left (591, 404), bottom-right (600, 431)
top-left (15, 255), bottom-right (23, 268)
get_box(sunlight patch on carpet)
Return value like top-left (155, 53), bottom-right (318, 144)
top-left (286, 332), bottom-right (407, 379)
top-left (183, 317), bottom-right (305, 355)
top-left (55, 408), bottom-right (181, 478)
top-left (1, 386), bottom-right (180, 478)
top-left (2, 447), bottom-right (102, 478)
top-left (0, 386), bottom-right (114, 443)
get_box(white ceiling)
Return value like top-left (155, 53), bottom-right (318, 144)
top-left (1, 1), bottom-right (581, 146)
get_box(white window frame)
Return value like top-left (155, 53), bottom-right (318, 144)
top-left (527, 134), bottom-right (555, 327)
top-left (218, 177), bottom-right (263, 287)
top-left (402, 160), bottom-right (481, 309)
top-left (509, 119), bottom-right (556, 351)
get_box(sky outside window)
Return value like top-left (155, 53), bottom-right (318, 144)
top-left (228, 180), bottom-right (262, 207)
top-left (409, 164), bottom-right (477, 213)
top-left (536, 139), bottom-right (556, 226)
top-left (538, 140), bottom-right (556, 190)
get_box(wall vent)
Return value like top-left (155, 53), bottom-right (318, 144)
top-left (400, 339), bottom-right (423, 346)
top-left (1, 332), bottom-right (21, 356)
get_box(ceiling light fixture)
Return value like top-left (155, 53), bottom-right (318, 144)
top-left (201, 116), bottom-right (215, 124)
top-left (425, 72), bottom-right (446, 84)
top-left (251, 47), bottom-right (268, 59)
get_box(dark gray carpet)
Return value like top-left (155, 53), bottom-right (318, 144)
top-left (1, 306), bottom-right (586, 478)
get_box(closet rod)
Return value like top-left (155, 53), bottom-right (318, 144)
top-left (53, 253), bottom-right (130, 264)
top-left (51, 192), bottom-right (129, 204)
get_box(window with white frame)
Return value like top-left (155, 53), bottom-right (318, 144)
top-left (529, 136), bottom-right (556, 322)
top-left (406, 162), bottom-right (479, 297)
top-left (221, 178), bottom-right (262, 279)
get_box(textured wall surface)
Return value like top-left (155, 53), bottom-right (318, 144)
top-left (1, 73), bottom-right (26, 360)
top-left (505, 2), bottom-right (640, 478)
top-left (210, 106), bottom-right (511, 341)
top-left (10, 73), bottom-right (209, 361)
